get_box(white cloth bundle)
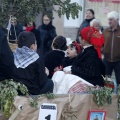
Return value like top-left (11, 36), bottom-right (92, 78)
top-left (52, 69), bottom-right (94, 94)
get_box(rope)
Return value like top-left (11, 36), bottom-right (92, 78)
top-left (89, 94), bottom-right (93, 111)
top-left (61, 94), bottom-right (78, 120)
top-left (7, 15), bottom-right (12, 42)
top-left (13, 23), bottom-right (18, 43)
top-left (69, 94), bottom-right (71, 109)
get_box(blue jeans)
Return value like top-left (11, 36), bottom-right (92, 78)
top-left (103, 59), bottom-right (120, 84)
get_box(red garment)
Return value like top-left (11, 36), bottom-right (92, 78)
top-left (80, 26), bottom-right (104, 58)
top-left (91, 34), bottom-right (104, 58)
top-left (104, 83), bottom-right (114, 89)
top-left (112, 0), bottom-right (120, 3)
top-left (26, 26), bottom-right (34, 32)
top-left (89, 0), bottom-right (103, 2)
top-left (72, 41), bottom-right (82, 54)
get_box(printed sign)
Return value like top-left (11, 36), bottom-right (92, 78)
top-left (38, 103), bottom-right (57, 120)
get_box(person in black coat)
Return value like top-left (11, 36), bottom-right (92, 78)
top-left (12, 31), bottom-right (53, 95)
top-left (70, 27), bottom-right (105, 87)
top-left (37, 14), bottom-right (57, 56)
top-left (44, 36), bottom-right (67, 79)
top-left (71, 46), bottom-right (105, 86)
top-left (0, 28), bottom-right (14, 81)
top-left (76, 9), bottom-right (95, 43)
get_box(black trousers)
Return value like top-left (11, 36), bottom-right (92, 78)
top-left (40, 79), bottom-right (54, 94)
top-left (103, 59), bottom-right (120, 84)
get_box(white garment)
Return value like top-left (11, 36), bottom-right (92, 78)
top-left (63, 66), bottom-right (72, 72)
top-left (6, 22), bottom-right (11, 30)
top-left (83, 45), bottom-right (92, 49)
top-left (52, 71), bottom-right (94, 94)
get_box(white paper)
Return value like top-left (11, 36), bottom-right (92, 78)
top-left (38, 103), bottom-right (57, 120)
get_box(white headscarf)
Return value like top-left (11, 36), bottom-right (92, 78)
top-left (107, 11), bottom-right (119, 20)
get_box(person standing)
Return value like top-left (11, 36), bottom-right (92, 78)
top-left (25, 21), bottom-right (40, 51)
top-left (38, 14), bottom-right (57, 56)
top-left (90, 19), bottom-right (104, 33)
top-left (76, 9), bottom-right (95, 43)
top-left (102, 11), bottom-right (120, 84)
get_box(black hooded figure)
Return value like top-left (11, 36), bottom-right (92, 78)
top-left (0, 28), bottom-right (14, 81)
top-left (37, 14), bottom-right (57, 56)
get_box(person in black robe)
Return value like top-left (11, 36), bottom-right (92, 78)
top-left (0, 28), bottom-right (14, 81)
top-left (44, 36), bottom-right (67, 79)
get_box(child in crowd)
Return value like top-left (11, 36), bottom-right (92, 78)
top-left (12, 31), bottom-right (53, 95)
top-left (61, 41), bottom-right (82, 68)
top-left (53, 41), bottom-right (82, 73)
top-left (44, 36), bottom-right (67, 79)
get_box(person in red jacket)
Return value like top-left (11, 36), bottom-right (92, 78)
top-left (25, 22), bottom-right (40, 50)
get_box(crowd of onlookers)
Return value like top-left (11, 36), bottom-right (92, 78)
top-left (0, 9), bottom-right (120, 95)
top-left (6, 14), bottom-right (57, 56)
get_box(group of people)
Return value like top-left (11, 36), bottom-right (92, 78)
top-left (0, 10), bottom-right (120, 95)
top-left (77, 9), bottom-right (120, 86)
top-left (7, 14), bottom-right (57, 56)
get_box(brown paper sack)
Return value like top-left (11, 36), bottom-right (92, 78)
top-left (0, 94), bottom-right (118, 120)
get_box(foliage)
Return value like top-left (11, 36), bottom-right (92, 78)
top-left (0, 79), bottom-right (56, 118)
top-left (29, 93), bottom-right (56, 108)
top-left (0, 0), bottom-right (82, 26)
top-left (89, 86), bottom-right (113, 106)
top-left (0, 79), bottom-right (28, 118)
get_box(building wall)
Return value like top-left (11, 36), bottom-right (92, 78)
top-left (36, 0), bottom-right (120, 40)
top-left (52, 5), bottom-right (64, 36)
top-left (64, 27), bottom-right (78, 40)
top-left (85, 0), bottom-right (120, 26)
top-left (52, 0), bottom-right (85, 40)
top-left (63, 0), bottom-right (85, 40)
